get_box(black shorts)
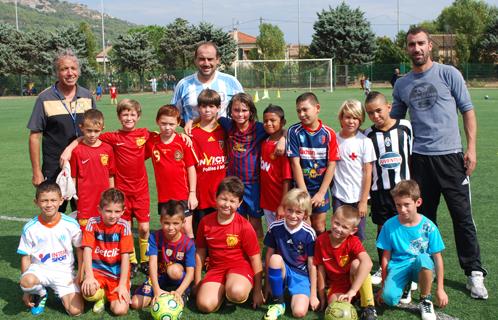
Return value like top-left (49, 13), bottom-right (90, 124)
top-left (370, 189), bottom-right (397, 225)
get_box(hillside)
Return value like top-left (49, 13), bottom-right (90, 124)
top-left (0, 0), bottom-right (137, 44)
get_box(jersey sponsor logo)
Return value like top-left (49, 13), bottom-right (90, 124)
top-left (261, 159), bottom-right (271, 172)
top-left (226, 234), bottom-right (239, 248)
top-left (82, 159), bottom-right (90, 164)
top-left (299, 147), bottom-right (327, 160)
top-left (384, 137), bottom-right (392, 147)
top-left (174, 150), bottom-right (183, 161)
top-left (198, 153), bottom-right (225, 167)
top-left (116, 142), bottom-right (125, 146)
top-left (95, 246), bottom-right (120, 258)
top-left (232, 142), bottom-right (246, 152)
top-left (50, 249), bottom-right (68, 262)
top-left (303, 163), bottom-right (324, 179)
top-left (378, 152), bottom-right (402, 169)
top-left (409, 82), bottom-right (438, 111)
top-left (100, 154), bottom-right (109, 166)
top-left (136, 137), bottom-right (146, 148)
top-left (176, 252), bottom-right (184, 261)
top-left (39, 253), bottom-right (51, 263)
top-left (339, 255), bottom-right (350, 267)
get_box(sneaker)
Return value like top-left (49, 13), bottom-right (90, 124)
top-left (360, 305), bottom-right (378, 320)
top-left (31, 293), bottom-right (48, 315)
top-left (264, 303), bottom-right (285, 320)
top-left (419, 299), bottom-right (436, 320)
top-left (92, 296), bottom-right (106, 314)
top-left (130, 263), bottom-right (139, 279)
top-left (140, 262), bottom-right (149, 276)
top-left (371, 267), bottom-right (382, 285)
top-left (399, 284), bottom-right (412, 304)
top-left (410, 281), bottom-right (418, 291)
top-left (466, 271), bottom-right (488, 299)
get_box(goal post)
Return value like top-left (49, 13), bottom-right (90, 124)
top-left (234, 58), bottom-right (334, 92)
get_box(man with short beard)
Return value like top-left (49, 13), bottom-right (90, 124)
top-left (391, 27), bottom-right (487, 300)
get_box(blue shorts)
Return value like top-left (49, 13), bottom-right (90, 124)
top-left (309, 189), bottom-right (331, 214)
top-left (382, 253), bottom-right (435, 306)
top-left (134, 273), bottom-right (185, 298)
top-left (238, 182), bottom-right (263, 218)
top-left (284, 263), bottom-right (311, 297)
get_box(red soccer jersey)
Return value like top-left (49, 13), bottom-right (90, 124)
top-left (100, 129), bottom-right (149, 196)
top-left (196, 212), bottom-right (260, 269)
top-left (313, 232), bottom-right (365, 285)
top-left (260, 138), bottom-right (293, 212)
top-left (81, 217), bottom-right (134, 279)
top-left (70, 142), bottom-right (115, 219)
top-left (145, 133), bottom-right (197, 203)
top-left (109, 86), bottom-right (117, 98)
top-left (191, 123), bottom-right (227, 209)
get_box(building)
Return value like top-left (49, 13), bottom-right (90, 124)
top-left (230, 30), bottom-right (257, 60)
top-left (430, 34), bottom-right (457, 65)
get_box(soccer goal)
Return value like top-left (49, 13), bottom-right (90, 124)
top-left (234, 58), bottom-right (334, 92)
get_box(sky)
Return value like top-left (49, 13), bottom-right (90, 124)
top-left (68, 0), bottom-right (498, 44)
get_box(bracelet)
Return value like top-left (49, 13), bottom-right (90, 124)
top-left (189, 190), bottom-right (195, 193)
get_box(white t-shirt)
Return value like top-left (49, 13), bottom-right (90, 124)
top-left (17, 213), bottom-right (82, 273)
top-left (332, 131), bottom-right (376, 203)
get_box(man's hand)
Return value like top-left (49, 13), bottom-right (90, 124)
top-left (464, 149), bottom-right (477, 176)
top-left (184, 120), bottom-right (194, 136)
top-left (32, 170), bottom-right (44, 187)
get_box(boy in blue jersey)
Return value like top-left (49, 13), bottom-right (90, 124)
top-left (287, 92), bottom-right (340, 234)
top-left (377, 180), bottom-right (448, 320)
top-left (131, 200), bottom-right (195, 309)
top-left (18, 182), bottom-right (84, 316)
top-left (264, 188), bottom-right (319, 319)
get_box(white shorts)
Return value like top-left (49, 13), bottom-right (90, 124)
top-left (263, 209), bottom-right (276, 230)
top-left (22, 264), bottom-right (80, 298)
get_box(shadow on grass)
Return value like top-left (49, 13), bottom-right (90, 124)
top-left (0, 235), bottom-right (22, 269)
top-left (444, 277), bottom-right (468, 295)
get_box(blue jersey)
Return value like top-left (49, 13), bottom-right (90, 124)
top-left (219, 117), bottom-right (267, 184)
top-left (147, 231), bottom-right (196, 275)
top-left (171, 71), bottom-right (243, 122)
top-left (377, 215), bottom-right (445, 267)
top-left (287, 120), bottom-right (340, 193)
top-left (264, 220), bottom-right (316, 276)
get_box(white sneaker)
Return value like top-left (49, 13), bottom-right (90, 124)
top-left (466, 271), bottom-right (488, 299)
top-left (419, 299), bottom-right (436, 320)
top-left (399, 285), bottom-right (412, 304)
top-left (371, 267), bottom-right (382, 286)
top-left (410, 281), bottom-right (418, 291)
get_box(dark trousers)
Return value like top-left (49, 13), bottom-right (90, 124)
top-left (412, 153), bottom-right (485, 276)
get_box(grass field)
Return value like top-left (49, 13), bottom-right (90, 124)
top-left (0, 87), bottom-right (496, 319)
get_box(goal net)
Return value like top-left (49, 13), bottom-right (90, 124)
top-left (234, 58), bottom-right (333, 92)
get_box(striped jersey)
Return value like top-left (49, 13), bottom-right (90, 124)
top-left (364, 119), bottom-right (413, 191)
top-left (147, 231), bottom-right (196, 275)
top-left (82, 217), bottom-right (134, 280)
top-left (264, 220), bottom-right (316, 276)
top-left (17, 213), bottom-right (82, 273)
top-left (171, 71), bottom-right (243, 122)
top-left (219, 117), bottom-right (267, 184)
top-left (287, 120), bottom-right (340, 192)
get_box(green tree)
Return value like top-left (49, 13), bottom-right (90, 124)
top-left (79, 22), bottom-right (98, 70)
top-left (159, 18), bottom-right (196, 70)
top-left (436, 0), bottom-right (498, 62)
top-left (129, 25), bottom-right (166, 70)
top-left (479, 17), bottom-right (498, 63)
top-left (0, 23), bottom-right (25, 76)
top-left (111, 31), bottom-right (157, 91)
top-left (194, 22), bottom-right (237, 69)
top-left (374, 36), bottom-right (408, 64)
top-left (256, 23), bottom-right (286, 59)
top-left (309, 2), bottom-right (376, 64)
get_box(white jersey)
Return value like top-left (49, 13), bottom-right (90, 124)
top-left (17, 213), bottom-right (82, 273)
top-left (171, 71), bottom-right (243, 122)
top-left (332, 132), bottom-right (376, 203)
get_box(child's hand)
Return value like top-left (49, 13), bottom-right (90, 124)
top-left (358, 201), bottom-right (368, 217)
top-left (22, 293), bottom-right (34, 308)
top-left (59, 149), bottom-right (72, 168)
top-left (169, 291), bottom-right (185, 307)
top-left (337, 289), bottom-right (357, 303)
top-left (311, 192), bottom-right (326, 208)
top-left (274, 136), bottom-right (286, 156)
top-left (310, 294), bottom-right (320, 311)
top-left (152, 289), bottom-right (168, 305)
top-left (436, 288), bottom-right (448, 308)
top-left (188, 193), bottom-right (198, 211)
top-left (81, 277), bottom-right (99, 297)
top-left (112, 284), bottom-right (130, 303)
top-left (179, 132), bottom-right (193, 147)
top-left (252, 288), bottom-right (265, 309)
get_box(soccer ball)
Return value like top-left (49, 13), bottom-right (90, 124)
top-left (151, 293), bottom-right (183, 320)
top-left (484, 95), bottom-right (489, 100)
top-left (324, 301), bottom-right (358, 320)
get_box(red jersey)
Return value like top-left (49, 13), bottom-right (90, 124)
top-left (191, 123), bottom-right (227, 209)
top-left (100, 129), bottom-right (149, 196)
top-left (70, 142), bottom-right (115, 219)
top-left (82, 217), bottom-right (134, 280)
top-left (260, 138), bottom-right (293, 212)
top-left (313, 232), bottom-right (365, 284)
top-left (196, 212), bottom-right (260, 269)
top-left (145, 133), bottom-right (197, 203)
top-left (109, 86), bottom-right (117, 98)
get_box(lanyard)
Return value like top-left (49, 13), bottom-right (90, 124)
top-left (52, 84), bottom-right (79, 137)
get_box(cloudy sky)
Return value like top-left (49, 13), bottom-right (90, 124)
top-left (69, 0), bottom-right (497, 44)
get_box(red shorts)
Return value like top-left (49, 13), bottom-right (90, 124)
top-left (201, 261), bottom-right (254, 286)
top-left (123, 193), bottom-right (150, 223)
top-left (327, 274), bottom-right (352, 299)
top-left (95, 273), bottom-right (130, 302)
top-left (110, 93), bottom-right (117, 99)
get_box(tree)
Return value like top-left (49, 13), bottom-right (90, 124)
top-left (479, 17), bottom-right (498, 63)
top-left (255, 23), bottom-right (286, 60)
top-left (436, 0), bottom-right (498, 62)
top-left (129, 25), bottom-right (166, 70)
top-left (111, 31), bottom-right (157, 90)
top-left (194, 22), bottom-right (237, 69)
top-left (309, 2), bottom-right (376, 64)
top-left (159, 18), bottom-right (196, 70)
top-left (374, 37), bottom-right (408, 64)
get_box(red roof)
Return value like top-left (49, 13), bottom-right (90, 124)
top-left (230, 31), bottom-right (257, 45)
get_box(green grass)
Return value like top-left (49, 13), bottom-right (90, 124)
top-left (0, 87), bottom-right (497, 319)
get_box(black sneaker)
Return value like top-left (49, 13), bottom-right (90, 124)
top-left (360, 305), bottom-right (378, 320)
top-left (140, 262), bottom-right (149, 276)
top-left (130, 263), bottom-right (139, 279)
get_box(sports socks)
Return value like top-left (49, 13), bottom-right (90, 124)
top-left (21, 283), bottom-right (46, 297)
top-left (268, 267), bottom-right (284, 303)
top-left (129, 247), bottom-right (138, 265)
top-left (139, 237), bottom-right (149, 263)
top-left (359, 274), bottom-right (375, 307)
